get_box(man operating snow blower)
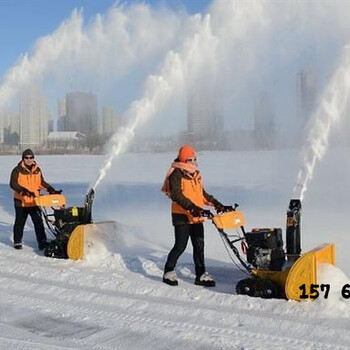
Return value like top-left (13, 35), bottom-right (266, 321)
top-left (161, 145), bottom-right (231, 287)
top-left (9, 149), bottom-right (60, 250)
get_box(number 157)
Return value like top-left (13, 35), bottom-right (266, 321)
top-left (299, 284), bottom-right (330, 299)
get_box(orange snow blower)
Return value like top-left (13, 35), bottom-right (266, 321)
top-left (206, 200), bottom-right (335, 301)
top-left (35, 188), bottom-right (116, 260)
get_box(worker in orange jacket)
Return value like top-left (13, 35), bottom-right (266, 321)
top-left (161, 145), bottom-right (227, 287)
top-left (9, 149), bottom-right (58, 250)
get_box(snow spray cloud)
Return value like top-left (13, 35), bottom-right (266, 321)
top-left (91, 1), bottom-right (270, 190)
top-left (94, 1), bottom-right (350, 190)
top-left (2, 1), bottom-right (350, 115)
top-left (92, 50), bottom-right (183, 190)
top-left (92, 15), bottom-right (217, 190)
top-left (93, 1), bottom-right (350, 188)
top-left (0, 4), bottom-right (182, 111)
top-left (293, 45), bottom-right (350, 201)
top-left (3, 1), bottom-right (350, 191)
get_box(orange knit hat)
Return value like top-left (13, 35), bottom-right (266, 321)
top-left (178, 145), bottom-right (196, 162)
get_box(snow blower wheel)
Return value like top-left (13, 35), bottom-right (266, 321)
top-left (261, 279), bottom-right (280, 299)
top-left (44, 240), bottom-right (68, 259)
top-left (236, 278), bottom-right (257, 297)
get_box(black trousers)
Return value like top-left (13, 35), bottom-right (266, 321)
top-left (14, 206), bottom-right (47, 245)
top-left (164, 223), bottom-right (205, 278)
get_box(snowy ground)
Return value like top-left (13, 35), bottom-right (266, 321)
top-left (1, 149), bottom-right (350, 349)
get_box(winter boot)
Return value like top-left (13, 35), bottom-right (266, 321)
top-left (14, 242), bottom-right (23, 250)
top-left (195, 272), bottom-right (216, 287)
top-left (163, 271), bottom-right (178, 286)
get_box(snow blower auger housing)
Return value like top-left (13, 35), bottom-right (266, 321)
top-left (35, 189), bottom-right (116, 260)
top-left (208, 200), bottom-right (336, 301)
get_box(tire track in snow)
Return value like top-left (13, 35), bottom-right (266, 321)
top-left (0, 321), bottom-right (80, 349)
top-left (1, 248), bottom-right (349, 330)
top-left (0, 288), bottom-right (334, 350)
top-left (0, 337), bottom-right (76, 350)
top-left (0, 273), bottom-right (348, 350)
top-left (2, 250), bottom-right (350, 336)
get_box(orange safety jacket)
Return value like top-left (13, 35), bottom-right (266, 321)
top-left (169, 168), bottom-right (217, 225)
top-left (10, 161), bottom-right (51, 207)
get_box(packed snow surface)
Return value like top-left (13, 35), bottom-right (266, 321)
top-left (1, 150), bottom-right (350, 349)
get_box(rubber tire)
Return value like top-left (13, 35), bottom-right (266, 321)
top-left (44, 244), bottom-right (54, 257)
top-left (261, 279), bottom-right (280, 299)
top-left (236, 278), bottom-right (256, 297)
top-left (44, 240), bottom-right (68, 259)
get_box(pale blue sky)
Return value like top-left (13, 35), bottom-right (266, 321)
top-left (0, 0), bottom-right (212, 81)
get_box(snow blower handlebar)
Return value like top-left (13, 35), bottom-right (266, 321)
top-left (202, 209), bottom-right (214, 219)
top-left (218, 203), bottom-right (239, 213)
top-left (48, 189), bottom-right (63, 195)
top-left (203, 205), bottom-right (252, 273)
top-left (202, 203), bottom-right (240, 219)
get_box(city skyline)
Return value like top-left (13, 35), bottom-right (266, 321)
top-left (0, 66), bottom-right (320, 152)
top-left (0, 87), bottom-right (120, 150)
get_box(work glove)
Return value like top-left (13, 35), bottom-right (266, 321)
top-left (214, 201), bottom-right (238, 213)
top-left (202, 209), bottom-right (214, 219)
top-left (214, 201), bottom-right (225, 213)
top-left (189, 205), bottom-right (204, 218)
top-left (47, 186), bottom-right (62, 195)
top-left (21, 189), bottom-right (35, 197)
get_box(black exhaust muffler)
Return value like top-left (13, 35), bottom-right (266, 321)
top-left (286, 199), bottom-right (301, 261)
top-left (83, 188), bottom-right (95, 223)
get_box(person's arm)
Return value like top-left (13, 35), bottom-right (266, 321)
top-left (203, 189), bottom-right (217, 205)
top-left (203, 189), bottom-right (226, 210)
top-left (169, 169), bottom-right (197, 210)
top-left (9, 167), bottom-right (27, 193)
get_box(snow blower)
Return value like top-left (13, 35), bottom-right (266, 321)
top-left (206, 200), bottom-right (335, 301)
top-left (35, 188), bottom-right (116, 260)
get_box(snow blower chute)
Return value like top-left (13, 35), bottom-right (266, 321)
top-left (207, 200), bottom-right (335, 301)
top-left (35, 188), bottom-right (116, 260)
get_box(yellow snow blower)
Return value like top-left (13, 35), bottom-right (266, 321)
top-left (207, 200), bottom-right (335, 301)
top-left (35, 188), bottom-right (116, 260)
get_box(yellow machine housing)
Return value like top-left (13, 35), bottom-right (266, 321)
top-left (212, 210), bottom-right (336, 301)
top-left (67, 221), bottom-right (117, 260)
top-left (35, 194), bottom-right (66, 207)
top-left (35, 192), bottom-right (116, 260)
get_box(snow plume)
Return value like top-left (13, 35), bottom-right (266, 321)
top-left (293, 45), bottom-right (350, 201)
top-left (4, 1), bottom-right (350, 192)
top-left (315, 264), bottom-right (350, 317)
top-left (92, 16), bottom-right (216, 190)
top-left (92, 60), bottom-right (180, 190)
top-left (92, 1), bottom-right (269, 190)
top-left (0, 4), bottom-right (183, 111)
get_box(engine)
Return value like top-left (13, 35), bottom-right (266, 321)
top-left (244, 228), bottom-right (285, 270)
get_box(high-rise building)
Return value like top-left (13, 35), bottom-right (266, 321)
top-left (19, 88), bottom-right (51, 149)
top-left (65, 91), bottom-right (98, 137)
top-left (187, 85), bottom-right (223, 143)
top-left (101, 106), bottom-right (118, 137)
top-left (296, 68), bottom-right (318, 128)
top-left (57, 97), bottom-right (66, 118)
top-left (57, 97), bottom-right (67, 131)
top-left (48, 120), bottom-right (54, 133)
top-left (254, 92), bottom-right (275, 149)
top-left (0, 111), bottom-right (20, 144)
